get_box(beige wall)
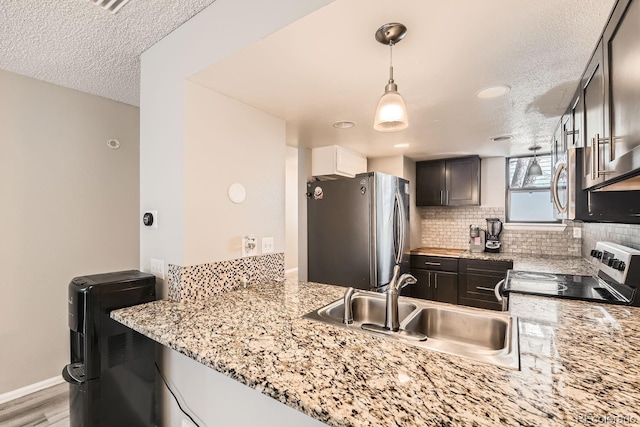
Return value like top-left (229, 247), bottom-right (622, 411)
top-left (367, 156), bottom-right (404, 176)
top-left (0, 69), bottom-right (140, 394)
top-left (183, 81), bottom-right (285, 266)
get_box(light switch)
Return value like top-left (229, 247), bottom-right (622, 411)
top-left (150, 258), bottom-right (164, 280)
top-left (262, 237), bottom-right (274, 254)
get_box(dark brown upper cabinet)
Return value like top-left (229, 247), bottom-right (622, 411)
top-left (416, 156), bottom-right (481, 206)
top-left (581, 40), bottom-right (607, 190)
top-left (602, 0), bottom-right (640, 183)
top-left (576, 0), bottom-right (640, 190)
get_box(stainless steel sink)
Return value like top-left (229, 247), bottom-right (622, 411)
top-left (304, 291), bottom-right (519, 370)
top-left (403, 307), bottom-right (509, 351)
top-left (306, 292), bottom-right (417, 327)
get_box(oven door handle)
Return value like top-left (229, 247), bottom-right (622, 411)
top-left (494, 279), bottom-right (505, 303)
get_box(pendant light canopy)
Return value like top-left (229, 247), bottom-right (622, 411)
top-left (374, 23), bottom-right (408, 132)
top-left (527, 145), bottom-right (543, 177)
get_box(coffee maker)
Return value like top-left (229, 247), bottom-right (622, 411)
top-left (469, 225), bottom-right (485, 253)
top-left (485, 218), bottom-right (503, 253)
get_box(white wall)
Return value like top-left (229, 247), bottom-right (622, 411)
top-left (368, 155), bottom-right (421, 249)
top-left (140, 0), bottom-right (333, 294)
top-left (0, 69), bottom-right (140, 394)
top-left (297, 147), bottom-right (312, 281)
top-left (183, 82), bottom-right (285, 266)
top-left (285, 146), bottom-right (299, 270)
top-left (139, 0), bottom-right (333, 423)
top-left (158, 347), bottom-right (324, 427)
top-left (480, 156), bottom-right (506, 207)
top-left (403, 158), bottom-right (422, 249)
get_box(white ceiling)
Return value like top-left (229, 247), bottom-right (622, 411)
top-left (0, 0), bottom-right (217, 106)
top-left (191, 0), bottom-right (616, 160)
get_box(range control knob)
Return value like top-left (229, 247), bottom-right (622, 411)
top-left (590, 249), bottom-right (597, 257)
top-left (618, 261), bottom-right (626, 271)
top-left (611, 259), bottom-right (621, 269)
top-left (592, 250), bottom-right (603, 259)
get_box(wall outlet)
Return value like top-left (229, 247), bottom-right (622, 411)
top-left (262, 237), bottom-right (274, 254)
top-left (573, 227), bottom-right (582, 238)
top-left (150, 258), bottom-right (165, 280)
top-left (242, 235), bottom-right (257, 257)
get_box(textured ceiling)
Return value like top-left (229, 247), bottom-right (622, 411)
top-left (0, 0), bottom-right (218, 106)
top-left (191, 0), bottom-right (616, 160)
top-left (0, 0), bottom-right (617, 159)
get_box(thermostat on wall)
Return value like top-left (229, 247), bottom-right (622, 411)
top-left (143, 210), bottom-right (158, 228)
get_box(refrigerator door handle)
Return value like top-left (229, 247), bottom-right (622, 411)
top-left (392, 193), bottom-right (399, 264)
top-left (393, 191), bottom-right (406, 265)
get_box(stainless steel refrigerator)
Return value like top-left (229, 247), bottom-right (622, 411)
top-left (307, 172), bottom-right (410, 290)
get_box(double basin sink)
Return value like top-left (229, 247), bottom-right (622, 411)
top-left (304, 291), bottom-right (519, 369)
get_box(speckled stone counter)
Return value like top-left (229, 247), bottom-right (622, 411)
top-left (112, 280), bottom-right (640, 426)
top-left (411, 247), bottom-right (597, 276)
top-left (459, 251), bottom-right (598, 276)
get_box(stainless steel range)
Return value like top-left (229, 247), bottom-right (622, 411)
top-left (497, 242), bottom-right (640, 310)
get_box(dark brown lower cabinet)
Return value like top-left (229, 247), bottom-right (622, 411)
top-left (458, 259), bottom-right (513, 311)
top-left (403, 256), bottom-right (458, 304)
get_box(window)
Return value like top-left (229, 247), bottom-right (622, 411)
top-left (506, 154), bottom-right (557, 223)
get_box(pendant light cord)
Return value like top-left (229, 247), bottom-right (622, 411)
top-left (388, 42), bottom-right (395, 83)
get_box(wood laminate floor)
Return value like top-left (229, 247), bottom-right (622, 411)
top-left (0, 383), bottom-right (69, 427)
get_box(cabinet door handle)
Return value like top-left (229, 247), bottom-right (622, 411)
top-left (591, 137), bottom-right (596, 180)
top-left (595, 133), bottom-right (614, 176)
top-left (434, 274), bottom-right (438, 289)
top-left (494, 279), bottom-right (505, 303)
top-left (427, 273), bottom-right (431, 288)
top-left (424, 262), bottom-right (441, 266)
top-left (440, 190), bottom-right (444, 205)
top-left (477, 287), bottom-right (494, 292)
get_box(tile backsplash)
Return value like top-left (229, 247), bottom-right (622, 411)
top-left (167, 253), bottom-right (285, 303)
top-left (581, 223), bottom-right (640, 257)
top-left (419, 206), bottom-right (581, 256)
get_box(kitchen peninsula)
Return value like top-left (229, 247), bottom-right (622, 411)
top-left (112, 277), bottom-right (640, 426)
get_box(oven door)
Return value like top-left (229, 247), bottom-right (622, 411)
top-left (552, 156), bottom-right (568, 220)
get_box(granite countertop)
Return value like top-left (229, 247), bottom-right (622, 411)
top-left (411, 247), bottom-right (598, 276)
top-left (112, 280), bottom-right (640, 426)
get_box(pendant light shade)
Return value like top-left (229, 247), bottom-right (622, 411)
top-left (374, 84), bottom-right (408, 131)
top-left (528, 159), bottom-right (543, 177)
top-left (527, 144), bottom-right (543, 177)
top-left (374, 23), bottom-right (408, 132)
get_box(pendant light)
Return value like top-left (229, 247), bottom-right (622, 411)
top-left (527, 145), bottom-right (543, 177)
top-left (374, 23), bottom-right (408, 132)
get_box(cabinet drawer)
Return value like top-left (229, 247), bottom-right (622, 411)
top-left (410, 255), bottom-right (458, 272)
top-left (461, 273), bottom-right (505, 299)
top-left (459, 259), bottom-right (513, 274)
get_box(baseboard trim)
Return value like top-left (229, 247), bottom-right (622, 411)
top-left (0, 375), bottom-right (65, 405)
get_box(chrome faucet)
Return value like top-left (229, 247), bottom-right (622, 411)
top-left (343, 287), bottom-right (358, 324)
top-left (384, 265), bottom-right (417, 331)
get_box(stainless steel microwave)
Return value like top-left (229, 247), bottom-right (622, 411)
top-left (552, 148), bottom-right (640, 223)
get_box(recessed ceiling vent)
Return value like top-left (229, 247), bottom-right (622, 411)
top-left (89, 0), bottom-right (132, 14)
